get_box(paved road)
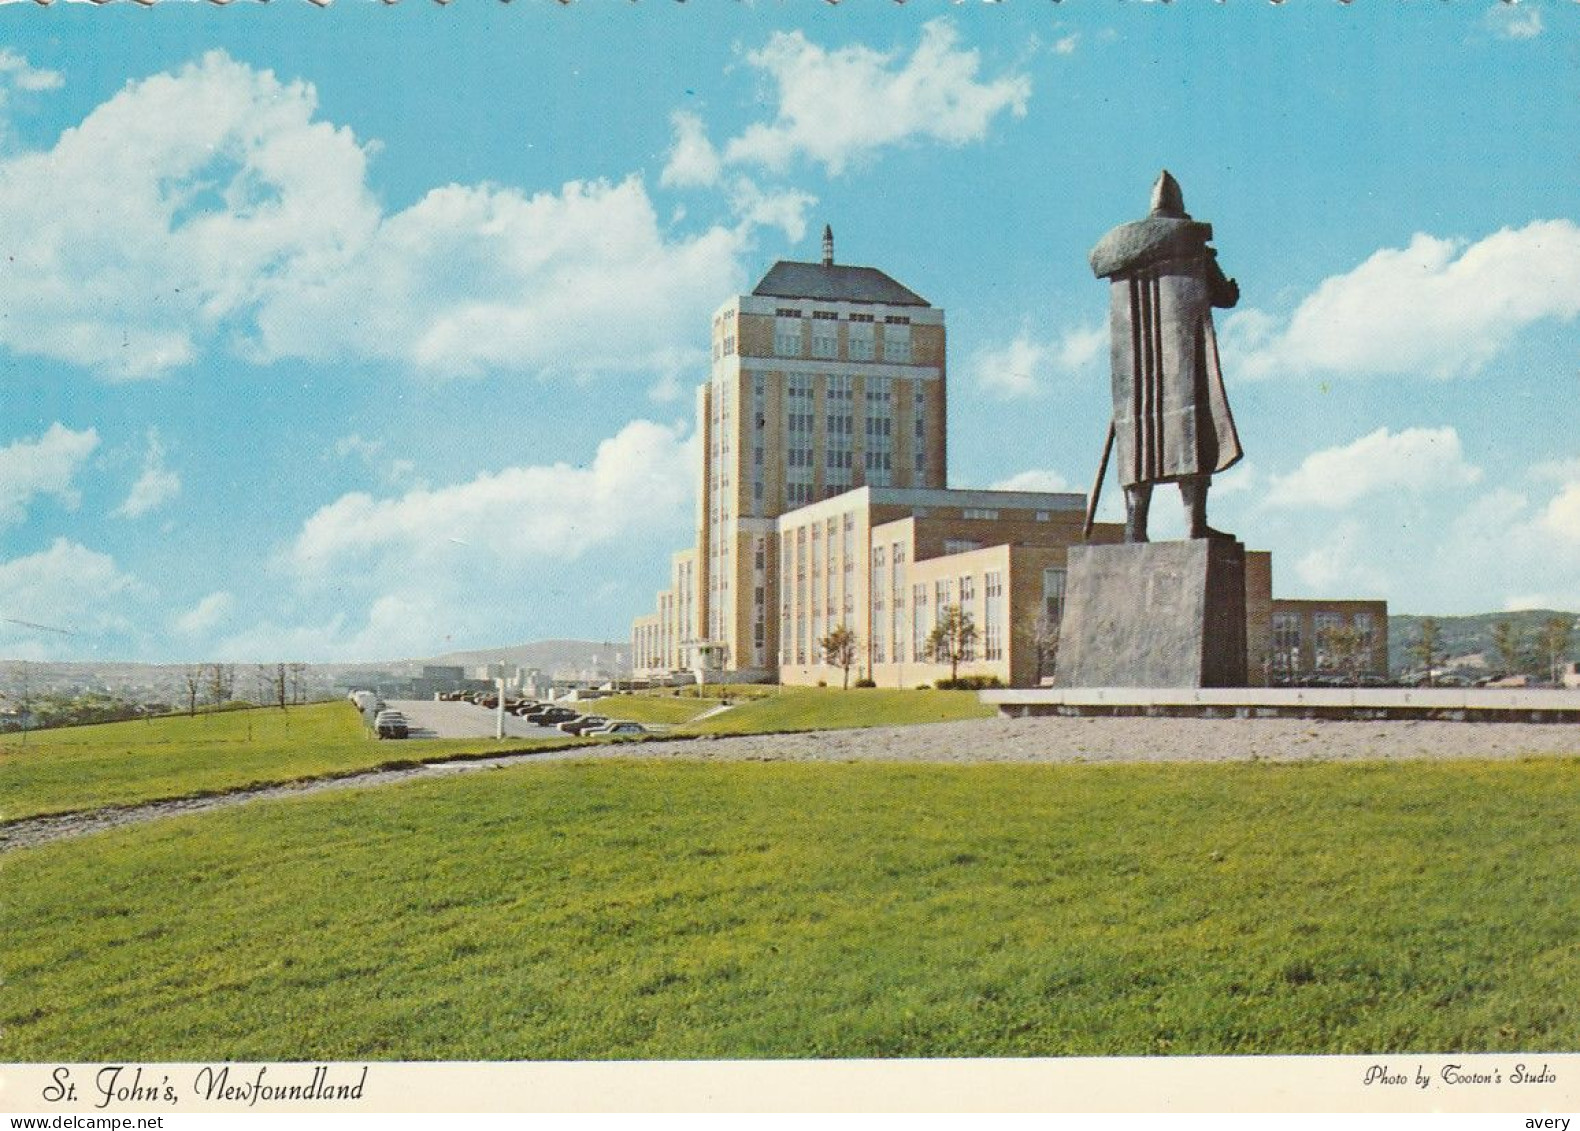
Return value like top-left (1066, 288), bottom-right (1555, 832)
top-left (381, 698), bottom-right (575, 740)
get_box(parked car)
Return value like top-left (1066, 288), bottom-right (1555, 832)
top-left (532, 707), bottom-right (578, 727)
top-left (558, 715), bottom-right (609, 735)
top-left (588, 720), bottom-right (646, 736)
top-left (374, 710), bottom-right (409, 739)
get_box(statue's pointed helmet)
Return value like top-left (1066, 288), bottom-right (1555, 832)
top-left (1150, 170), bottom-right (1188, 218)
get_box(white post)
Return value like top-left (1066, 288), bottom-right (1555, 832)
top-left (496, 674), bottom-right (506, 740)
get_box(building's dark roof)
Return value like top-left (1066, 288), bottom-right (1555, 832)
top-left (751, 261), bottom-right (930, 307)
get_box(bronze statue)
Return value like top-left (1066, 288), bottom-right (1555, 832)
top-left (1087, 171), bottom-right (1242, 542)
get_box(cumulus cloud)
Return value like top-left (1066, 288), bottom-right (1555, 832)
top-left (1225, 221), bottom-right (1580, 380)
top-left (0, 539), bottom-right (139, 655)
top-left (0, 51), bottom-right (747, 383)
top-left (1291, 520), bottom-right (1389, 595)
top-left (711, 21), bottom-right (1029, 177)
top-left (115, 430), bottom-right (181, 518)
top-left (989, 469), bottom-right (1075, 493)
top-left (1436, 464), bottom-right (1580, 611)
top-left (0, 49), bottom-right (62, 146)
top-left (724, 177), bottom-right (817, 242)
top-left (970, 323), bottom-right (1105, 398)
top-left (291, 419), bottom-right (694, 576)
top-left (0, 49), bottom-right (62, 94)
top-left (251, 419), bottom-right (697, 659)
top-left (0, 424), bottom-right (99, 527)
top-left (1265, 426), bottom-right (1482, 510)
top-left (255, 176), bottom-right (743, 379)
top-left (175, 591), bottom-right (234, 636)
top-left (660, 110), bottom-right (722, 189)
top-left (1487, 3), bottom-right (1543, 40)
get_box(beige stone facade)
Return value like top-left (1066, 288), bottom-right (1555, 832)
top-left (775, 487), bottom-right (1125, 687)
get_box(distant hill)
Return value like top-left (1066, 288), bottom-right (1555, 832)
top-left (0, 639), bottom-right (625, 705)
top-left (1388, 610), bottom-right (1579, 676)
top-left (414, 640), bottom-right (618, 674)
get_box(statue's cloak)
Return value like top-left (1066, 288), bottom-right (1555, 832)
top-left (1090, 216), bottom-right (1243, 488)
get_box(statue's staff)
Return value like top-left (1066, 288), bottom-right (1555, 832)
top-left (1082, 420), bottom-right (1115, 540)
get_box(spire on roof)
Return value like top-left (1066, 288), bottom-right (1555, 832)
top-left (822, 224), bottom-right (834, 267)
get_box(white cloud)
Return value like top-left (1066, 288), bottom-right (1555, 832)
top-left (237, 419), bottom-right (699, 660)
top-left (1053, 34), bottom-right (1081, 56)
top-left (1487, 3), bottom-right (1543, 40)
top-left (0, 540), bottom-right (139, 655)
top-left (1291, 520), bottom-right (1388, 595)
top-left (660, 110), bottom-right (722, 189)
top-left (0, 424), bottom-right (99, 527)
top-left (1265, 426), bottom-right (1482, 510)
top-left (291, 419), bottom-right (694, 576)
top-left (0, 49), bottom-right (63, 148)
top-left (0, 49), bottom-right (62, 94)
top-left (0, 51), bottom-right (748, 383)
top-left (989, 469), bottom-right (1074, 493)
top-left (333, 434), bottom-right (383, 462)
top-left (720, 21), bottom-right (1030, 177)
top-left (970, 323), bottom-right (1104, 398)
top-left (1436, 465), bottom-right (1580, 611)
top-left (116, 430), bottom-right (181, 518)
top-left (1225, 220), bottom-right (1580, 380)
top-left (175, 591), bottom-right (235, 636)
top-left (253, 175), bottom-right (742, 380)
top-left (725, 177), bottom-right (816, 242)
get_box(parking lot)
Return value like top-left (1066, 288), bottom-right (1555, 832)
top-left (378, 698), bottom-right (566, 740)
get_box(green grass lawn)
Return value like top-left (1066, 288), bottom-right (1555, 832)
top-left (2, 689), bottom-right (993, 823)
top-left (5, 757), bottom-right (1577, 1061)
top-left (0, 703), bottom-right (570, 822)
top-left (588, 693), bottom-right (724, 726)
top-left (678, 686), bottom-right (993, 735)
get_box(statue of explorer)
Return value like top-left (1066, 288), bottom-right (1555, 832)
top-left (1087, 170), bottom-right (1243, 543)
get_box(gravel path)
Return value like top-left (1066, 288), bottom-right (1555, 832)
top-left (6, 715), bottom-right (1579, 853)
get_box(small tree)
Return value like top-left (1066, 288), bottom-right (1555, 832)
top-left (1492, 620), bottom-right (1523, 677)
top-left (926, 604), bottom-right (979, 685)
top-left (1317, 622), bottom-right (1365, 685)
top-left (207, 664), bottom-right (234, 711)
top-left (819, 624), bottom-right (860, 689)
top-left (183, 665), bottom-right (203, 717)
top-left (1540, 615), bottom-right (1574, 685)
top-left (275, 663), bottom-right (289, 710)
top-left (1408, 618), bottom-right (1442, 687)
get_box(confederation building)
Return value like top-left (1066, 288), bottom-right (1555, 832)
top-left (631, 231), bottom-right (1386, 688)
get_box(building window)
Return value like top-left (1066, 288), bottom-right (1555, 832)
top-left (1313, 611), bottom-right (1345, 671)
top-left (984, 571), bottom-right (1004, 661)
top-left (775, 313), bottom-right (803, 357)
top-left (962, 508), bottom-right (999, 521)
top-left (1353, 612), bottom-right (1376, 669)
top-left (882, 318), bottom-right (912, 364)
top-left (943, 539), bottom-right (981, 556)
top-left (1273, 612), bottom-right (1302, 675)
top-left (1042, 568), bottom-right (1067, 624)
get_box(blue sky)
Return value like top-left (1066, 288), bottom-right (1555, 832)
top-left (0, 1), bottom-right (1574, 663)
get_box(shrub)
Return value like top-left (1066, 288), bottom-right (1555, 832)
top-left (934, 676), bottom-right (1005, 691)
top-left (853, 678), bottom-right (877, 689)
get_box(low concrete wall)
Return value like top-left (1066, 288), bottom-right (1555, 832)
top-left (981, 686), bottom-right (1580, 723)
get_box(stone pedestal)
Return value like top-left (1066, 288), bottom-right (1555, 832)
top-left (1053, 536), bottom-right (1247, 688)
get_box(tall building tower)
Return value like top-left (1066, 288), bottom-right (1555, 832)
top-left (695, 229), bottom-right (946, 675)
